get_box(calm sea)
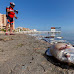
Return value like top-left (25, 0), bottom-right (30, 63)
top-left (29, 32), bottom-right (74, 45)
top-left (61, 33), bottom-right (74, 45)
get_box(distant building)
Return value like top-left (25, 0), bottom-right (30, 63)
top-left (23, 28), bottom-right (30, 31)
top-left (0, 13), bottom-right (15, 30)
top-left (15, 27), bottom-right (30, 32)
top-left (30, 29), bottom-right (37, 32)
top-left (50, 27), bottom-right (61, 36)
top-left (51, 27), bottom-right (56, 32)
top-left (51, 27), bottom-right (61, 32)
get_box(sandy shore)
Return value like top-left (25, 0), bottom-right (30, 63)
top-left (0, 34), bottom-right (74, 74)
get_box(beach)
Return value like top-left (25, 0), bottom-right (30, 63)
top-left (0, 34), bottom-right (74, 74)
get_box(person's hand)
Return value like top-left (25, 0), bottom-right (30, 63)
top-left (14, 10), bottom-right (18, 14)
top-left (15, 17), bottom-right (18, 19)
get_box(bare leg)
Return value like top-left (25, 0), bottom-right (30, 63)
top-left (6, 23), bottom-right (9, 33)
top-left (6, 23), bottom-right (9, 32)
top-left (10, 25), bottom-right (13, 34)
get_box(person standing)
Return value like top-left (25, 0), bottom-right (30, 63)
top-left (6, 2), bottom-right (18, 35)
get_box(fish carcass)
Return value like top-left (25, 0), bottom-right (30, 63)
top-left (45, 43), bottom-right (74, 64)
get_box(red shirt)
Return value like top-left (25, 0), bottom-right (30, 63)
top-left (6, 7), bottom-right (15, 18)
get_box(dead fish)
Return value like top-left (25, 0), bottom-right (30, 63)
top-left (45, 43), bottom-right (74, 64)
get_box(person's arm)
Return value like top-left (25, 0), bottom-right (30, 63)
top-left (7, 9), bottom-right (14, 12)
top-left (14, 14), bottom-right (18, 19)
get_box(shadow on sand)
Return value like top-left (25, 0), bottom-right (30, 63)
top-left (43, 54), bottom-right (74, 69)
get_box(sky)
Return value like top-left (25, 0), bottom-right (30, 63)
top-left (0, 0), bottom-right (74, 33)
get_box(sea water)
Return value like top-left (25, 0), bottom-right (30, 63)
top-left (29, 32), bottom-right (74, 45)
top-left (61, 33), bottom-right (74, 45)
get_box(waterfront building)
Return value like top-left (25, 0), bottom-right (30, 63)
top-left (0, 13), bottom-right (15, 30)
top-left (30, 29), bottom-right (37, 32)
top-left (15, 27), bottom-right (30, 32)
top-left (50, 27), bottom-right (61, 36)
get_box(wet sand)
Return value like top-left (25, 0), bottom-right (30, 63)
top-left (0, 34), bottom-right (74, 74)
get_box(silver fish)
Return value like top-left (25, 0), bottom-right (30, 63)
top-left (45, 43), bottom-right (74, 64)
